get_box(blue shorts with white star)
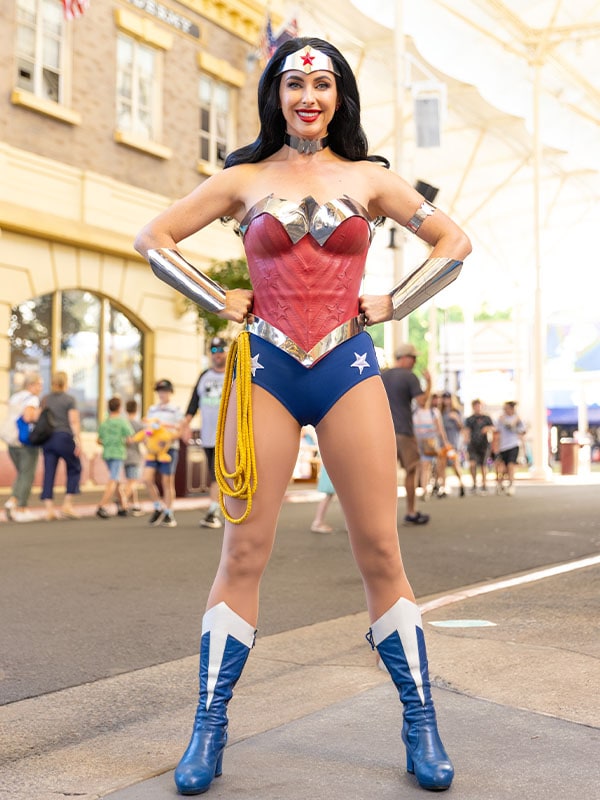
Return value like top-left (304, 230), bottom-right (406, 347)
top-left (247, 331), bottom-right (380, 426)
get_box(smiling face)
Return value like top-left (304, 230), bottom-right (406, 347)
top-left (279, 70), bottom-right (338, 140)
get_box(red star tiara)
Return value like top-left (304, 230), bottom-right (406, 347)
top-left (275, 45), bottom-right (340, 76)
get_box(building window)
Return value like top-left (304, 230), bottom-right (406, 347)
top-left (199, 74), bottom-right (231, 169)
top-left (15, 0), bottom-right (66, 103)
top-left (116, 33), bottom-right (160, 141)
top-left (9, 291), bottom-right (145, 432)
top-left (105, 305), bottom-right (144, 412)
top-left (9, 293), bottom-right (52, 388)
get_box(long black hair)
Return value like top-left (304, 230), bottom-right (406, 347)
top-left (225, 37), bottom-right (388, 168)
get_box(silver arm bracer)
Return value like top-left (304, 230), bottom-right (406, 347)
top-left (389, 257), bottom-right (463, 321)
top-left (406, 200), bottom-right (436, 234)
top-left (147, 248), bottom-right (226, 313)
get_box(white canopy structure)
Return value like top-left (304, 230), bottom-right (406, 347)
top-left (283, 0), bottom-right (600, 476)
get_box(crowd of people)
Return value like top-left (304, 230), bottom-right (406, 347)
top-left (291, 345), bottom-right (530, 534)
top-left (1, 354), bottom-right (529, 529)
top-left (0, 371), bottom-right (187, 525)
top-left (381, 347), bottom-right (528, 516)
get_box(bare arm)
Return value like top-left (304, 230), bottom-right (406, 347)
top-left (433, 408), bottom-right (450, 446)
top-left (68, 407), bottom-right (81, 455)
top-left (134, 168), bottom-right (245, 256)
top-left (359, 166), bottom-right (472, 325)
top-left (22, 401), bottom-right (40, 424)
top-left (134, 169), bottom-right (253, 324)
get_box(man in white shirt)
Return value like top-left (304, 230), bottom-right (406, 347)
top-left (495, 401), bottom-right (526, 495)
top-left (1, 374), bottom-right (43, 521)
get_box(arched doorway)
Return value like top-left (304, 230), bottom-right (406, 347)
top-left (9, 289), bottom-right (146, 431)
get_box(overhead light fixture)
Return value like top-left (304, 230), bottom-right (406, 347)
top-left (414, 181), bottom-right (439, 203)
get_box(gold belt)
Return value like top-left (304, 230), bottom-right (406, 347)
top-left (245, 315), bottom-right (366, 368)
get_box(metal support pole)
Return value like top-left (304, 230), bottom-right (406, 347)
top-left (392, 0), bottom-right (408, 351)
top-left (530, 62), bottom-right (552, 479)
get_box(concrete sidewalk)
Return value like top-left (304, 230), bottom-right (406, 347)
top-left (4, 468), bottom-right (598, 524)
top-left (102, 689), bottom-right (598, 800)
top-left (2, 564), bottom-right (598, 800)
top-left (99, 564), bottom-right (600, 800)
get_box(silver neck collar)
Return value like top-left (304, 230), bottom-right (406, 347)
top-left (284, 133), bottom-right (329, 155)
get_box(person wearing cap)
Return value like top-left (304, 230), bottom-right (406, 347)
top-left (382, 343), bottom-right (432, 524)
top-left (494, 401), bottom-right (526, 495)
top-left (135, 36), bottom-right (471, 796)
top-left (182, 337), bottom-right (228, 528)
top-left (143, 379), bottom-right (183, 527)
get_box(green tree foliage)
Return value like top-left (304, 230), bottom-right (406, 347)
top-left (408, 302), bottom-right (511, 376)
top-left (186, 258), bottom-right (252, 338)
top-left (475, 302), bottom-right (511, 321)
top-left (408, 310), bottom-right (430, 378)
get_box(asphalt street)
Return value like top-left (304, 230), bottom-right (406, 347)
top-left (1, 479), bottom-right (599, 705)
top-left (1, 475), bottom-right (599, 799)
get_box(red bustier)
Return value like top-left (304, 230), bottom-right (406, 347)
top-left (237, 195), bottom-right (375, 353)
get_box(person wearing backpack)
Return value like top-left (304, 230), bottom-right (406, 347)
top-left (1, 374), bottom-right (43, 522)
top-left (40, 371), bottom-right (82, 521)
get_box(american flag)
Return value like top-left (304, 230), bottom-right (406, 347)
top-left (259, 15), bottom-right (277, 62)
top-left (259, 16), bottom-right (299, 65)
top-left (62, 0), bottom-right (89, 20)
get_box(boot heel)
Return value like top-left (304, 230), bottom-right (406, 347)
top-left (215, 750), bottom-right (223, 778)
top-left (406, 751), bottom-right (414, 774)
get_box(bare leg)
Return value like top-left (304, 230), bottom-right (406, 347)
top-left (206, 384), bottom-right (301, 626)
top-left (162, 474), bottom-right (176, 510)
top-left (452, 457), bottom-right (464, 487)
top-left (62, 494), bottom-right (78, 516)
top-left (481, 460), bottom-right (488, 489)
top-left (117, 482), bottom-right (128, 509)
top-left (311, 494), bottom-right (334, 531)
top-left (44, 498), bottom-right (57, 520)
top-left (143, 466), bottom-right (161, 503)
top-left (404, 463), bottom-right (419, 516)
top-left (316, 377), bottom-right (415, 620)
top-left (420, 459), bottom-right (433, 499)
top-left (469, 459), bottom-right (477, 489)
top-left (436, 453), bottom-right (447, 492)
top-left (99, 479), bottom-right (117, 508)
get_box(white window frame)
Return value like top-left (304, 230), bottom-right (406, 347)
top-left (198, 74), bottom-right (234, 173)
top-left (14, 0), bottom-right (71, 105)
top-left (115, 32), bottom-right (163, 145)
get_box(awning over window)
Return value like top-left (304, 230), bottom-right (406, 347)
top-left (547, 406), bottom-right (600, 426)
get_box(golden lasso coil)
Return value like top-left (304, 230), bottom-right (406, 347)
top-left (214, 331), bottom-right (257, 524)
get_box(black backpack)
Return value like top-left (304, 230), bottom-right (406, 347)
top-left (28, 407), bottom-right (57, 446)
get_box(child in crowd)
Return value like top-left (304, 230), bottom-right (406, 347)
top-left (143, 379), bottom-right (183, 528)
top-left (96, 396), bottom-right (134, 519)
top-left (123, 399), bottom-right (145, 516)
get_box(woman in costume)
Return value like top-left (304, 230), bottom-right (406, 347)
top-left (135, 37), bottom-right (471, 795)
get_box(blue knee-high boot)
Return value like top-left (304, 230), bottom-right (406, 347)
top-left (367, 597), bottom-right (454, 792)
top-left (174, 602), bottom-right (256, 795)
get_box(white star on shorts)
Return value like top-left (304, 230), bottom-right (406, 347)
top-left (251, 353), bottom-right (264, 376)
top-left (351, 352), bottom-right (370, 374)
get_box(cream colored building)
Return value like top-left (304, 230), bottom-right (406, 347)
top-left (0, 0), bottom-right (275, 488)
